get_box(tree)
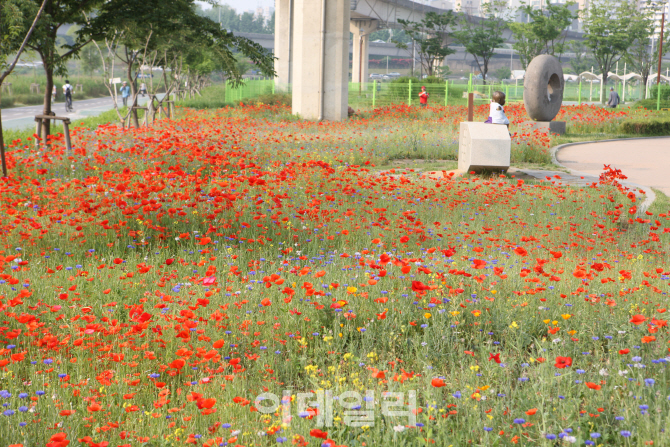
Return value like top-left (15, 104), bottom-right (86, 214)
top-left (624, 1), bottom-right (670, 99)
top-left (195, 5), bottom-right (273, 35)
top-left (239, 12), bottom-right (265, 34)
top-left (265, 12), bottom-right (275, 35)
top-left (79, 42), bottom-right (102, 76)
top-left (495, 66), bottom-right (512, 80)
top-left (566, 40), bottom-right (595, 75)
top-left (82, 0), bottom-right (275, 127)
top-left (582, 0), bottom-right (638, 102)
top-left (24, 0), bottom-right (104, 140)
top-left (393, 11), bottom-right (457, 77)
top-left (455, 0), bottom-right (510, 84)
top-left (509, 1), bottom-right (577, 69)
top-left (0, 0), bottom-right (47, 177)
top-left (372, 29), bottom-right (411, 45)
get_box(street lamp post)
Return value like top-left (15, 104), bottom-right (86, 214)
top-left (657, 9), bottom-right (666, 87)
top-left (359, 28), bottom-right (364, 95)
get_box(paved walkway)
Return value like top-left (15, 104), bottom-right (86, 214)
top-left (556, 137), bottom-right (670, 196)
top-left (384, 137), bottom-right (665, 208)
top-left (1, 94), bottom-right (165, 130)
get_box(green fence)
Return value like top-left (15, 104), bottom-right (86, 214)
top-left (187, 78), bottom-right (667, 110)
top-left (346, 78), bottom-right (652, 109)
top-left (224, 79), bottom-right (276, 103)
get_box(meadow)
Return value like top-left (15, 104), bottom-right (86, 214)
top-left (1, 102), bottom-right (670, 446)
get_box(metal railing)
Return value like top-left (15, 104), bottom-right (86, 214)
top-left (186, 78), bottom-right (669, 110)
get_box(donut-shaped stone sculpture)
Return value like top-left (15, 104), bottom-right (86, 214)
top-left (523, 55), bottom-right (564, 122)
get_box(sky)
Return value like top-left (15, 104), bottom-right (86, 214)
top-left (196, 0), bottom-right (274, 12)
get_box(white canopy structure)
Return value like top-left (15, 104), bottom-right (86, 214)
top-left (574, 71), bottom-right (670, 102)
top-left (648, 73), bottom-right (670, 83)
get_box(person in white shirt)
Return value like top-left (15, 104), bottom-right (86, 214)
top-left (489, 91), bottom-right (509, 127)
top-left (488, 91), bottom-right (509, 127)
top-left (62, 80), bottom-right (73, 112)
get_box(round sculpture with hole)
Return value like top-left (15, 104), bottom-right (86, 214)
top-left (523, 55), bottom-right (564, 122)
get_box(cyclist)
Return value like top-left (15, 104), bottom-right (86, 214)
top-left (63, 80), bottom-right (73, 112)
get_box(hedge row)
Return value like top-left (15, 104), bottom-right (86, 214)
top-left (620, 120), bottom-right (670, 135)
top-left (635, 99), bottom-right (670, 110)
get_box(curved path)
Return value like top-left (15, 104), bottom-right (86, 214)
top-left (556, 137), bottom-right (670, 196)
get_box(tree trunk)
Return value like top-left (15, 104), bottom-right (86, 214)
top-left (601, 72), bottom-right (608, 104)
top-left (642, 73), bottom-right (649, 99)
top-left (0, 89), bottom-right (8, 177)
top-left (127, 61), bottom-right (139, 128)
top-left (42, 66), bottom-right (54, 144)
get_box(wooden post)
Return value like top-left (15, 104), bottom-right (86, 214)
top-left (63, 119), bottom-right (72, 154)
top-left (35, 118), bottom-right (42, 150)
top-left (658, 11), bottom-right (665, 88)
top-left (468, 93), bottom-right (474, 121)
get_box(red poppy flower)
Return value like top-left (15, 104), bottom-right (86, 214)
top-left (630, 315), bottom-right (646, 325)
top-left (431, 378), bottom-right (446, 387)
top-left (310, 429), bottom-right (328, 439)
top-left (554, 356), bottom-right (572, 369)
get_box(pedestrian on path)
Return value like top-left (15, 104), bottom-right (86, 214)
top-left (607, 87), bottom-right (620, 108)
top-left (419, 86), bottom-right (429, 107)
top-left (63, 80), bottom-right (73, 112)
top-left (120, 81), bottom-right (131, 107)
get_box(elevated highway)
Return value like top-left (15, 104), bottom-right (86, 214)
top-left (273, 0), bottom-right (588, 121)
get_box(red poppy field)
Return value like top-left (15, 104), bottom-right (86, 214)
top-left (0, 103), bottom-right (669, 446)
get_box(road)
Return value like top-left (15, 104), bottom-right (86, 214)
top-left (1, 94), bottom-right (164, 130)
top-left (557, 137), bottom-right (670, 196)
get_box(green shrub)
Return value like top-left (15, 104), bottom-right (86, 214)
top-left (245, 92), bottom-right (291, 106)
top-left (648, 85), bottom-right (670, 101)
top-left (634, 99), bottom-right (670, 110)
top-left (0, 95), bottom-right (15, 108)
top-left (620, 119), bottom-right (670, 135)
top-left (13, 93), bottom-right (44, 105)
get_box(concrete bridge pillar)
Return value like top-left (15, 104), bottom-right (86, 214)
top-left (292, 0), bottom-right (350, 121)
top-left (274, 0), bottom-right (293, 89)
top-left (351, 19), bottom-right (378, 84)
